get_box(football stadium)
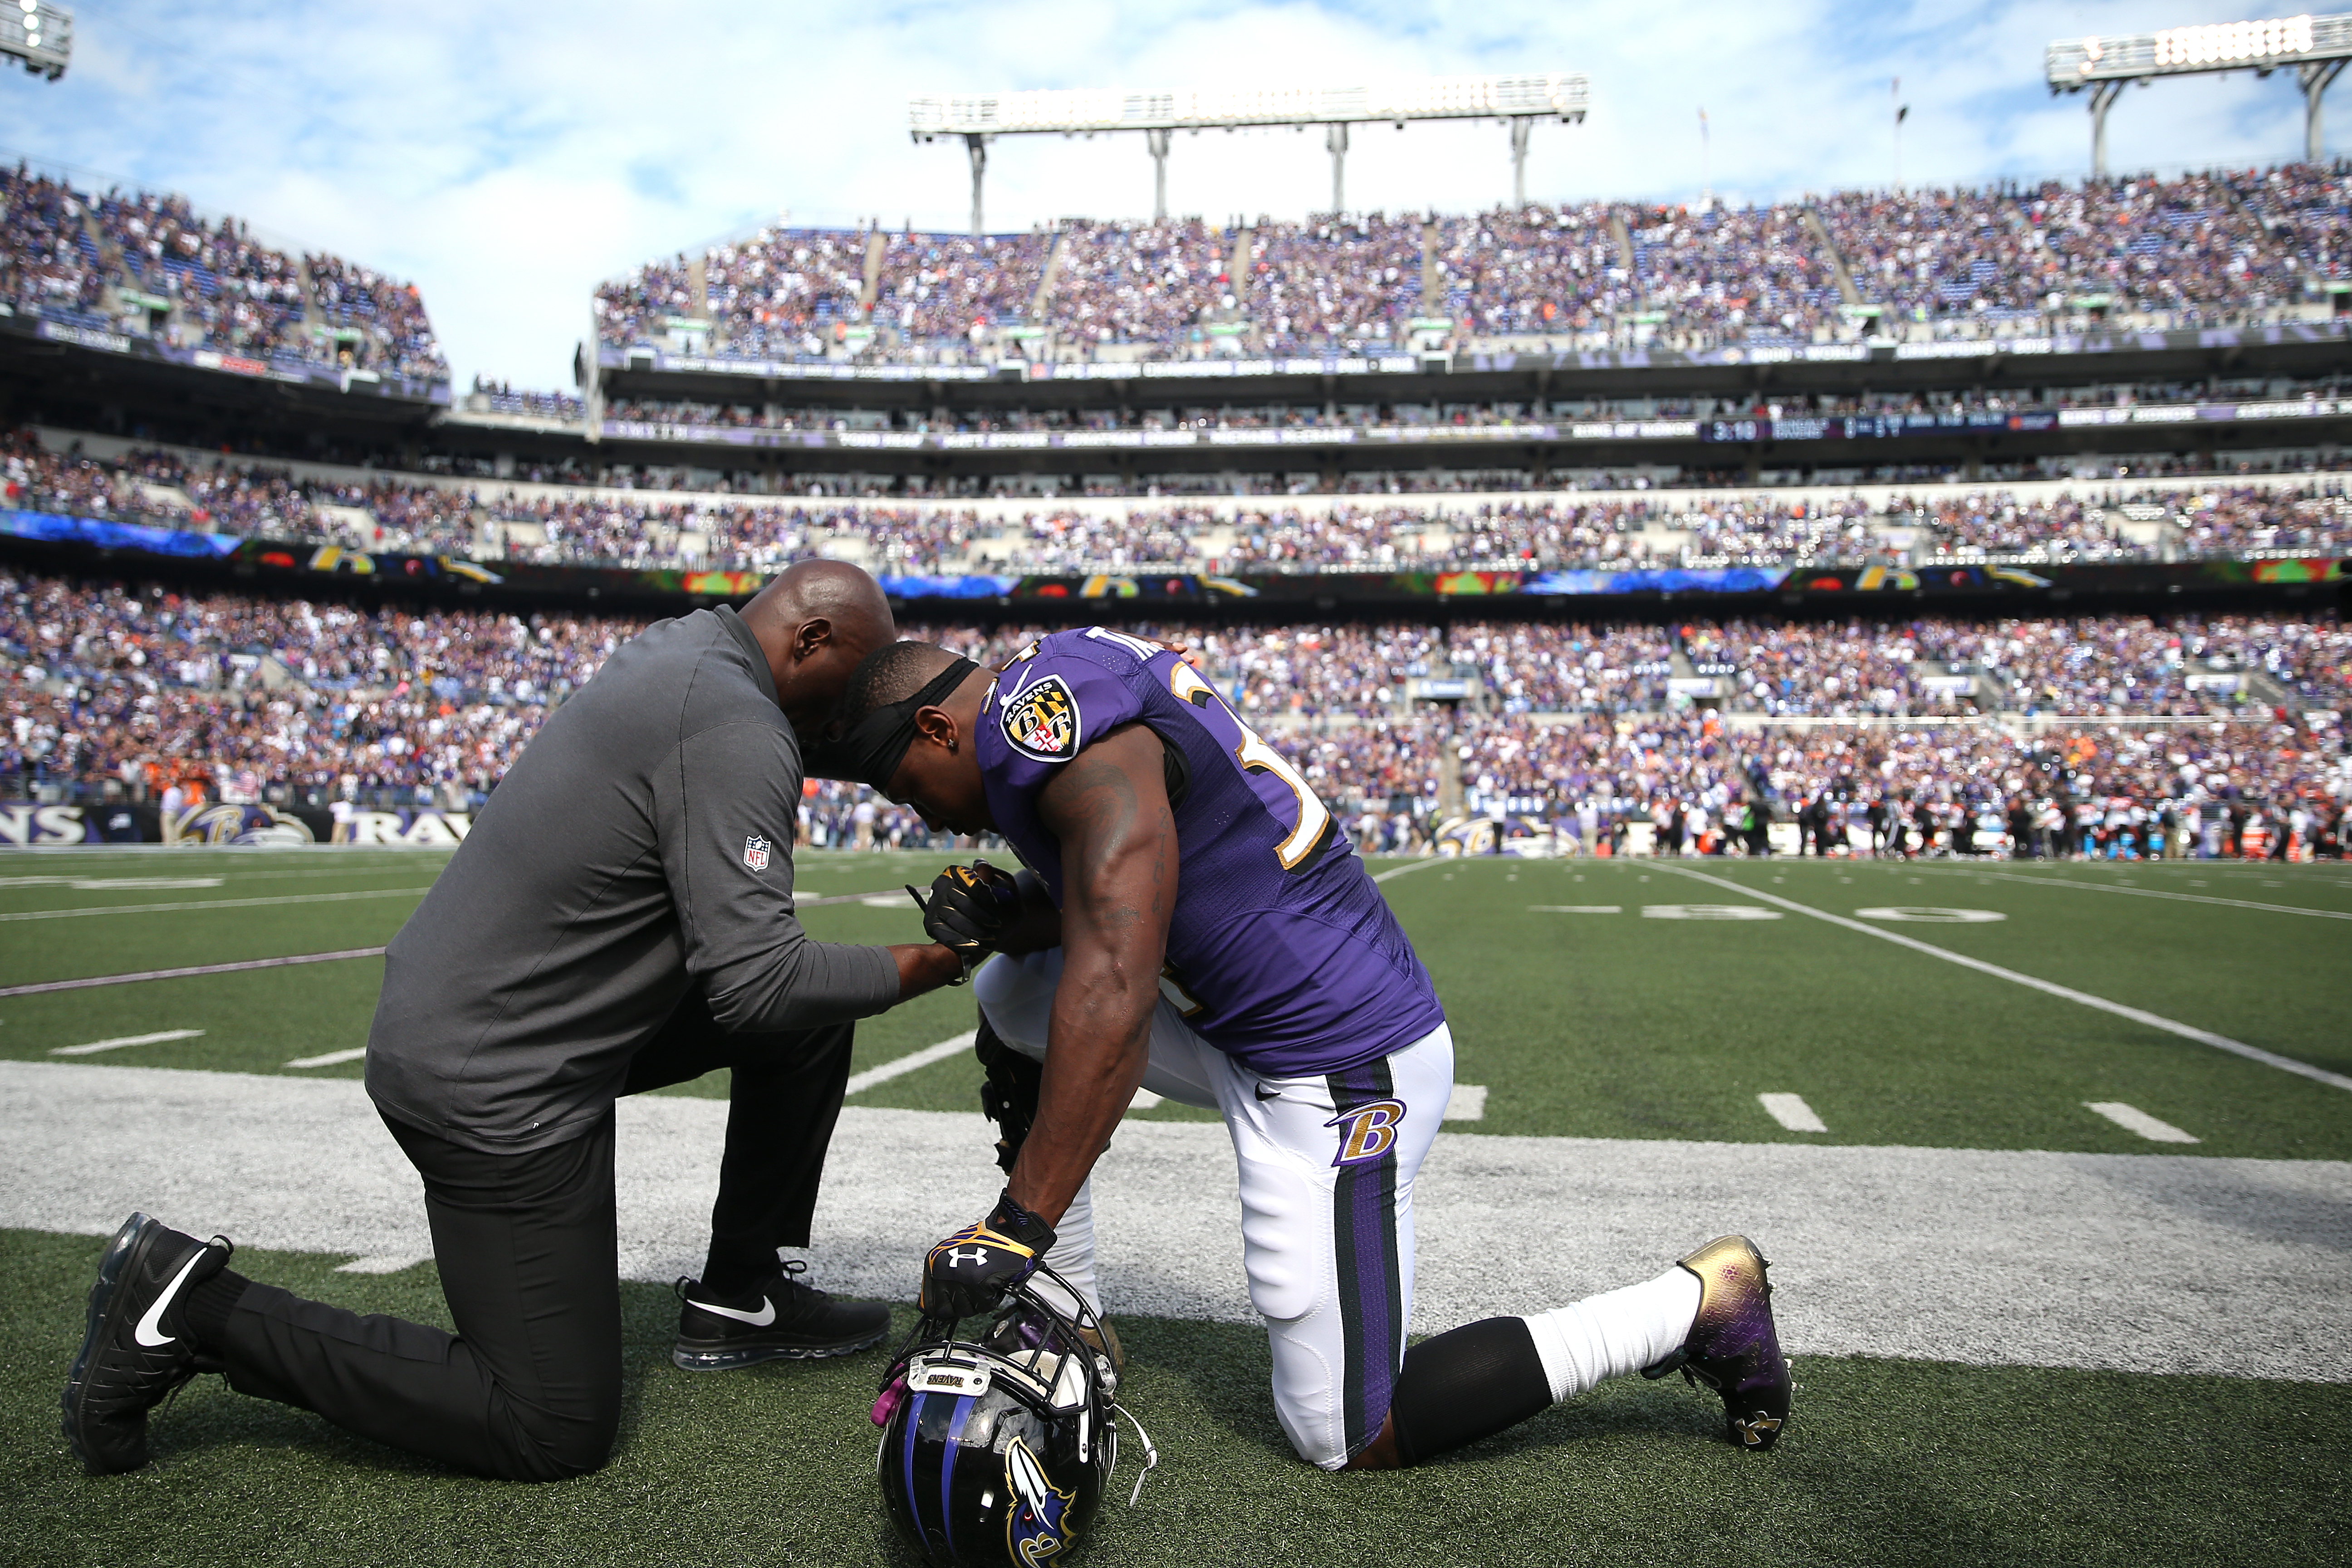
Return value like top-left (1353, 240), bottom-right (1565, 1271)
top-left (4, 5), bottom-right (2351, 1565)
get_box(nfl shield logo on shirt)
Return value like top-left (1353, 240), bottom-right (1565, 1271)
top-left (743, 834), bottom-right (771, 872)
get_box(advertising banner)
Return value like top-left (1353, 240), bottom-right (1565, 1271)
top-left (329, 805), bottom-right (472, 845)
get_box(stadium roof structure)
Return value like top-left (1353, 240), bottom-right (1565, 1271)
top-left (1, 0), bottom-right (70, 79)
top-left (2047, 11), bottom-right (2352, 176)
top-left (909, 74), bottom-right (1588, 233)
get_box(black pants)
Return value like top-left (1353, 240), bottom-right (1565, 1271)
top-left (210, 1006), bottom-right (855, 1481)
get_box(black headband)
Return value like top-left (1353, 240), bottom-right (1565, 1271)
top-left (835, 657), bottom-right (980, 793)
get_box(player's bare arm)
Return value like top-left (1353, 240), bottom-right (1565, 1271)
top-left (1008, 722), bottom-right (1177, 1227)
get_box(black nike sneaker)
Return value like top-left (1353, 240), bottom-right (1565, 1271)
top-left (671, 1261), bottom-right (890, 1371)
top-left (62, 1213), bottom-right (234, 1476)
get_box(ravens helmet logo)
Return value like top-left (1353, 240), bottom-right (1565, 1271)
top-left (1004, 1437), bottom-right (1078, 1565)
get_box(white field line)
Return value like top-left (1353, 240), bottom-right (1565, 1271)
top-left (52, 1029), bottom-right (205, 1057)
top-left (2086, 1101), bottom-right (2201, 1144)
top-left (0, 887), bottom-right (433, 922)
top-left (1444, 1083), bottom-right (1489, 1121)
top-left (1528, 905), bottom-right (1624, 913)
top-left (1940, 869), bottom-right (2352, 922)
top-left (1759, 1092), bottom-right (1829, 1132)
top-left (1656, 864), bottom-right (2352, 1093)
top-left (844, 1030), bottom-right (978, 1096)
top-left (335, 1254), bottom-right (429, 1274)
top-left (0, 947), bottom-right (387, 998)
top-left (285, 1047), bottom-right (369, 1069)
top-left (1372, 858), bottom-right (1449, 884)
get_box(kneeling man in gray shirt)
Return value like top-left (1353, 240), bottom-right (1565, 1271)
top-left (64, 560), bottom-right (968, 1482)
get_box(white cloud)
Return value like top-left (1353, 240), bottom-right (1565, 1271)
top-left (0, 0), bottom-right (2332, 386)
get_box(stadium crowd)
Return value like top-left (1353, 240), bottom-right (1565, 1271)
top-left (587, 164), bottom-right (2352, 363)
top-left (10, 433), bottom-right (2351, 571)
top-left (4, 567), bottom-right (2343, 858)
top-left (2, 165), bottom-right (446, 380)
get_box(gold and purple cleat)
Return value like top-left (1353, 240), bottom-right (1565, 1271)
top-left (1642, 1234), bottom-right (1790, 1449)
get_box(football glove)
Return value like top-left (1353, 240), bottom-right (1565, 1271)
top-left (920, 1189), bottom-right (1056, 1320)
top-left (906, 860), bottom-right (1022, 971)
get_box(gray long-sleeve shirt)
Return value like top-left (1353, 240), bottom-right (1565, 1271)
top-left (366, 605), bottom-right (899, 1153)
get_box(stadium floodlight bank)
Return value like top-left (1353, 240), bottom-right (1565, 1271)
top-left (1, 0), bottom-right (69, 79)
top-left (909, 74), bottom-right (1589, 233)
top-left (2047, 11), bottom-right (2352, 175)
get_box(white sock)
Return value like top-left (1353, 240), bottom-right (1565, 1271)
top-left (1520, 1267), bottom-right (1701, 1404)
top-left (1029, 1177), bottom-right (1102, 1318)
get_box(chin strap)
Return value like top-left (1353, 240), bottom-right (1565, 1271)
top-left (1112, 1401), bottom-right (1160, 1506)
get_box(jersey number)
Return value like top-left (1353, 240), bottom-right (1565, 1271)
top-left (1166, 661), bottom-right (1332, 870)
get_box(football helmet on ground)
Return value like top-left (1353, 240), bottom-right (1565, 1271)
top-left (875, 1267), bottom-right (1154, 1567)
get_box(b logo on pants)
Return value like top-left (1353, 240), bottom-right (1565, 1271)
top-left (1326, 1099), bottom-right (1406, 1166)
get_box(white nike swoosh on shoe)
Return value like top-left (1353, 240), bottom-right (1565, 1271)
top-left (133, 1248), bottom-right (211, 1348)
top-left (693, 1295), bottom-right (777, 1327)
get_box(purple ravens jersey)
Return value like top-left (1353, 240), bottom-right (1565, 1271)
top-left (976, 627), bottom-right (1445, 1077)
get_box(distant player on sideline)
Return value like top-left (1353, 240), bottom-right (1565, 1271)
top-left (63, 562), bottom-right (974, 1481)
top-left (835, 630), bottom-right (1791, 1471)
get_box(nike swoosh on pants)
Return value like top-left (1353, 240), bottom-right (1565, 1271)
top-left (133, 1250), bottom-right (210, 1348)
top-left (693, 1296), bottom-right (776, 1327)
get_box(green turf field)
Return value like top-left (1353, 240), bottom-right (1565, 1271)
top-left (3, 845), bottom-right (2348, 1565)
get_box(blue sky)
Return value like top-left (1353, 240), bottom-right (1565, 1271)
top-left (0, 1), bottom-right (2332, 387)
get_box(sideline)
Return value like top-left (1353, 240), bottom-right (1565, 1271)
top-left (843, 1030), bottom-right (979, 1096)
top-left (0, 947), bottom-right (389, 999)
top-left (1924, 867), bottom-right (2352, 922)
top-left (1655, 863), bottom-right (2352, 1093)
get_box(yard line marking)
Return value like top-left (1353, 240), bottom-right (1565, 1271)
top-left (1444, 1083), bottom-right (1489, 1122)
top-left (1658, 864), bottom-right (2352, 1094)
top-left (2084, 1102), bottom-right (2200, 1144)
top-left (1642, 903), bottom-right (1782, 920)
top-left (1129, 1088), bottom-right (1165, 1112)
top-left (1759, 1092), bottom-right (1828, 1132)
top-left (798, 889), bottom-right (917, 907)
top-left (335, 1254), bottom-right (429, 1274)
top-left (1527, 904), bottom-right (1623, 913)
top-left (843, 1030), bottom-right (978, 1096)
top-left (0, 947), bottom-right (388, 998)
top-left (1854, 906), bottom-right (2007, 923)
top-left (1372, 858), bottom-right (1448, 884)
top-left (0, 876), bottom-right (222, 889)
top-left (0, 887), bottom-right (433, 922)
top-left (1942, 869), bottom-right (2352, 922)
top-left (285, 1047), bottom-right (369, 1068)
top-left (51, 1029), bottom-right (206, 1057)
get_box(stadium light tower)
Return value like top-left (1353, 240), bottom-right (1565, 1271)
top-left (909, 75), bottom-right (1589, 233)
top-left (2048, 12), bottom-right (2352, 176)
top-left (2, 0), bottom-right (71, 79)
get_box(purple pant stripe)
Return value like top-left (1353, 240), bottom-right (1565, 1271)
top-left (1328, 1057), bottom-right (1403, 1459)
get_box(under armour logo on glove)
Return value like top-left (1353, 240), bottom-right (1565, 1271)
top-left (921, 1190), bottom-right (1057, 1320)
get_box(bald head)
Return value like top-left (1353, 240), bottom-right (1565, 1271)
top-left (737, 559), bottom-right (897, 735)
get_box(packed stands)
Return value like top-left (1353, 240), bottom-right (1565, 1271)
top-left (879, 230), bottom-right (1055, 343)
top-left (4, 564), bottom-right (2342, 826)
top-left (2, 164), bottom-right (446, 380)
top-left (593, 164), bottom-right (2352, 364)
top-left (10, 432), bottom-right (2352, 572)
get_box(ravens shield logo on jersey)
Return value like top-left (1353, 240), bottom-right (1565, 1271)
top-left (1001, 673), bottom-right (1081, 761)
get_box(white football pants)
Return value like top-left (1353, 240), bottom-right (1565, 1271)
top-left (975, 947), bottom-right (1452, 1470)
